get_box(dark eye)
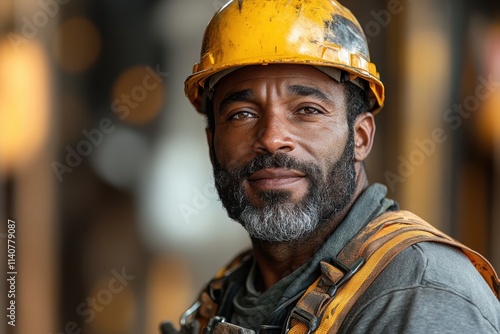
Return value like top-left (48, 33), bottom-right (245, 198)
top-left (297, 107), bottom-right (323, 115)
top-left (229, 111), bottom-right (257, 120)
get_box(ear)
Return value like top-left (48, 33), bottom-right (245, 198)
top-left (353, 112), bottom-right (376, 162)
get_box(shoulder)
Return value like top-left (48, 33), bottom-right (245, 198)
top-left (340, 241), bottom-right (500, 334)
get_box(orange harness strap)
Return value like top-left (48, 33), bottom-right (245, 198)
top-left (287, 210), bottom-right (500, 334)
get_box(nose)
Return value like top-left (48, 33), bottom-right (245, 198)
top-left (252, 112), bottom-right (296, 154)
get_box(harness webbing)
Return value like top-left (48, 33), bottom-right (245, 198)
top-left (177, 211), bottom-right (499, 334)
top-left (286, 210), bottom-right (500, 334)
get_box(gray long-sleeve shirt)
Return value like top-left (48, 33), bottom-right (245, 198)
top-left (228, 184), bottom-right (500, 333)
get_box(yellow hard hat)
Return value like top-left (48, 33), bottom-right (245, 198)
top-left (185, 0), bottom-right (385, 115)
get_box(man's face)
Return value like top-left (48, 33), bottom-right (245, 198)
top-left (208, 64), bottom-right (356, 242)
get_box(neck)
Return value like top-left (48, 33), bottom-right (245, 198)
top-left (251, 165), bottom-right (369, 291)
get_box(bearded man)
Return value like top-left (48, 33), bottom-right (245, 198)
top-left (161, 1), bottom-right (500, 333)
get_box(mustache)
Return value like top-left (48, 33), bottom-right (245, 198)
top-left (235, 153), bottom-right (314, 180)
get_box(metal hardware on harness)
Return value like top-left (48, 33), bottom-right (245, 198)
top-left (204, 316), bottom-right (226, 334)
top-left (326, 257), bottom-right (365, 297)
top-left (285, 306), bottom-right (319, 334)
top-left (208, 320), bottom-right (256, 334)
top-left (180, 301), bottom-right (202, 327)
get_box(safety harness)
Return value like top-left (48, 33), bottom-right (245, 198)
top-left (163, 210), bottom-right (500, 334)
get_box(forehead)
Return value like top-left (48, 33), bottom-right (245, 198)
top-left (213, 64), bottom-right (344, 97)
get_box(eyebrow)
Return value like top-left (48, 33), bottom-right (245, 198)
top-left (288, 85), bottom-right (330, 102)
top-left (218, 89), bottom-right (254, 112)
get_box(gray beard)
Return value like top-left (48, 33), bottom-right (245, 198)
top-left (212, 134), bottom-right (356, 243)
top-left (238, 192), bottom-right (321, 242)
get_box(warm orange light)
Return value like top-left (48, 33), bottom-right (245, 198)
top-left (53, 17), bottom-right (101, 73)
top-left (476, 24), bottom-right (500, 146)
top-left (0, 38), bottom-right (50, 171)
top-left (145, 256), bottom-right (192, 334)
top-left (0, 1), bottom-right (13, 27)
top-left (111, 65), bottom-right (165, 125)
top-left (86, 277), bottom-right (137, 334)
top-left (477, 93), bottom-right (500, 145)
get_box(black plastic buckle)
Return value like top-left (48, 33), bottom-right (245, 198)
top-left (256, 325), bottom-right (281, 334)
top-left (285, 306), bottom-right (319, 334)
top-left (326, 257), bottom-right (365, 297)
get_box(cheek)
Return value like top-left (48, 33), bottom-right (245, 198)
top-left (214, 130), bottom-right (255, 170)
top-left (299, 122), bottom-right (350, 168)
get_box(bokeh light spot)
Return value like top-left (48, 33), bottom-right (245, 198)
top-left (54, 17), bottom-right (101, 73)
top-left (0, 39), bottom-right (50, 171)
top-left (111, 65), bottom-right (165, 125)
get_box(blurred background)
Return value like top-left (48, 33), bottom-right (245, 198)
top-left (0, 0), bottom-right (499, 333)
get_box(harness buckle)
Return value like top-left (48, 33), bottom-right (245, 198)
top-left (326, 257), bottom-right (365, 297)
top-left (285, 306), bottom-right (319, 334)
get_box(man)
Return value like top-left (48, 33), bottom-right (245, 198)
top-left (162, 0), bottom-right (500, 333)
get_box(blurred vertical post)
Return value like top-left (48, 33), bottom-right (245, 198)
top-left (0, 0), bottom-right (59, 333)
top-left (494, 122), bottom-right (500, 271)
top-left (0, 0), bottom-right (11, 320)
top-left (399, 0), bottom-right (452, 231)
top-left (488, 24), bottom-right (500, 270)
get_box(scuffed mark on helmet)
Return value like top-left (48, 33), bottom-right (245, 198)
top-left (324, 14), bottom-right (369, 58)
top-left (295, 3), bottom-right (303, 17)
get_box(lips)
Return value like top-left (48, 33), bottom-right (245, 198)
top-left (246, 168), bottom-right (307, 190)
top-left (247, 168), bottom-right (306, 181)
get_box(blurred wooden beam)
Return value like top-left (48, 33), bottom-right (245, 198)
top-left (7, 0), bottom-right (59, 332)
top-left (399, 0), bottom-right (452, 232)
